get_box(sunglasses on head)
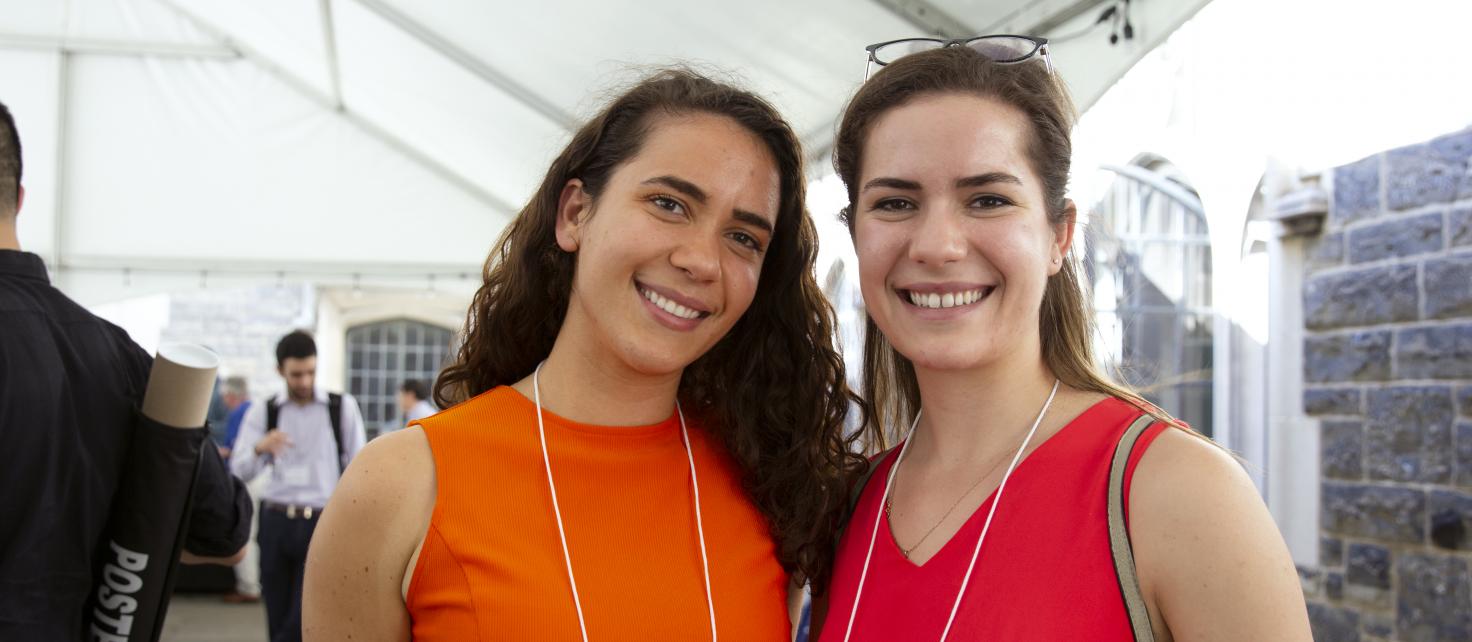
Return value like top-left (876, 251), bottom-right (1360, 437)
top-left (864, 35), bottom-right (1052, 80)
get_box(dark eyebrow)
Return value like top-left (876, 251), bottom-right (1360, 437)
top-left (645, 174), bottom-right (772, 234)
top-left (853, 176), bottom-right (918, 194)
top-left (956, 172), bottom-right (1023, 188)
top-left (733, 210), bottom-right (774, 234)
top-left (861, 177), bottom-right (922, 193)
top-left (642, 175), bottom-right (707, 204)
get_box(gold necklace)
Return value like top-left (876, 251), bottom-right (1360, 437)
top-left (842, 380), bottom-right (1061, 642)
top-left (885, 429), bottom-right (1032, 559)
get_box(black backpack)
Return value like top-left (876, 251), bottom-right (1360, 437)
top-left (265, 393), bottom-right (345, 475)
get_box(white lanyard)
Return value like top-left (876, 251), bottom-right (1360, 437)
top-left (532, 362), bottom-right (718, 642)
top-left (840, 379), bottom-right (1060, 642)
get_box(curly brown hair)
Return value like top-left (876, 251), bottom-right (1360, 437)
top-left (435, 68), bottom-right (868, 591)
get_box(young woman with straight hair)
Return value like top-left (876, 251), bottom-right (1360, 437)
top-left (304, 69), bottom-right (866, 641)
top-left (813, 41), bottom-right (1311, 641)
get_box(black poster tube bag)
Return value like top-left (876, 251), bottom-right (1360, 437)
top-left (86, 345), bottom-right (219, 642)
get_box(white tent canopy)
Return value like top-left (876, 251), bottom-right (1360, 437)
top-left (1, 0), bottom-right (1209, 305)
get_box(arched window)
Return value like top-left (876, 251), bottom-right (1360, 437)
top-left (1088, 155), bottom-right (1214, 436)
top-left (346, 319), bottom-right (455, 436)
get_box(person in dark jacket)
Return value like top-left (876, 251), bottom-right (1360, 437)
top-left (0, 99), bottom-right (253, 640)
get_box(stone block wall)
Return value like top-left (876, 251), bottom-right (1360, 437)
top-left (1303, 128), bottom-right (1472, 642)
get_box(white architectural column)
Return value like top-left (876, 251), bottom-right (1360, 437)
top-left (1265, 183), bottom-right (1329, 567)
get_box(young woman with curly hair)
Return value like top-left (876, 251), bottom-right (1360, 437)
top-left (304, 69), bottom-right (865, 641)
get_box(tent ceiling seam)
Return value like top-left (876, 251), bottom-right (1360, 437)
top-left (868, 0), bottom-right (974, 38)
top-left (59, 254), bottom-right (483, 280)
top-left (0, 32), bottom-right (237, 58)
top-left (319, 0), bottom-right (345, 110)
top-left (52, 52), bottom-right (71, 268)
top-left (1009, 0), bottom-right (1111, 36)
top-left (348, 0), bottom-right (578, 131)
top-left (151, 0), bottom-right (519, 216)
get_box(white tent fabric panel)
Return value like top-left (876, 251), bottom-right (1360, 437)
top-left (0, 0), bottom-right (68, 34)
top-left (60, 54), bottom-right (503, 266)
top-left (373, 0), bottom-right (918, 151)
top-left (67, 0), bottom-right (218, 46)
top-left (333, 0), bottom-right (569, 207)
top-left (2, 50), bottom-right (60, 257)
top-left (162, 0), bottom-right (334, 96)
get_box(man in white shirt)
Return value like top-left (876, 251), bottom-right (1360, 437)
top-left (397, 379), bottom-right (437, 430)
top-left (230, 330), bottom-right (365, 642)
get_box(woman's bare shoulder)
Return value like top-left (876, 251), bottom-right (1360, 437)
top-left (320, 426), bottom-right (437, 551)
top-left (304, 427), bottom-right (439, 640)
top-left (1127, 427), bottom-right (1311, 640)
top-left (357, 427), bottom-right (437, 489)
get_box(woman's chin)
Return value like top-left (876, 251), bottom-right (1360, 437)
top-left (612, 343), bottom-right (701, 378)
top-left (896, 346), bottom-right (993, 373)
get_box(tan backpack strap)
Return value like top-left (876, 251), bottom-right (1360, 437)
top-left (1109, 414), bottom-right (1158, 642)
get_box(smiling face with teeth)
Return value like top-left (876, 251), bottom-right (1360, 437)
top-left (853, 92), bottom-right (1076, 373)
top-left (552, 113), bottom-right (780, 377)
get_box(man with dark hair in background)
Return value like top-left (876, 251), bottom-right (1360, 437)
top-left (230, 330), bottom-right (365, 642)
top-left (0, 101), bottom-right (252, 638)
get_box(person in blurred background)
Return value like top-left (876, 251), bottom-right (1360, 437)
top-left (217, 375), bottom-right (263, 605)
top-left (218, 375), bottom-right (251, 458)
top-left (302, 69), bottom-right (865, 641)
top-left (206, 376), bottom-right (232, 451)
top-left (397, 379), bottom-right (435, 429)
top-left (0, 99), bottom-right (252, 640)
top-left (230, 330), bottom-right (365, 642)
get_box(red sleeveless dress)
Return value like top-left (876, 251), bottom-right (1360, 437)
top-left (819, 397), bottom-right (1168, 641)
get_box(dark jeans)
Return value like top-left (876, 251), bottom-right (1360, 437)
top-left (258, 505), bottom-right (320, 642)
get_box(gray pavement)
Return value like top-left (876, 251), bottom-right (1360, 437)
top-left (160, 594), bottom-right (266, 642)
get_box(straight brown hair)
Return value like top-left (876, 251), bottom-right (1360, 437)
top-left (833, 47), bottom-right (1185, 447)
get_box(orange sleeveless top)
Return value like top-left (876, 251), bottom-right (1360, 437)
top-left (406, 386), bottom-right (790, 641)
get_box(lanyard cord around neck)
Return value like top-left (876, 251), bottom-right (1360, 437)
top-left (532, 361), bottom-right (718, 642)
top-left (840, 379), bottom-right (1060, 642)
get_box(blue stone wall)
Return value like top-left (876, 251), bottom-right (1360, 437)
top-left (1305, 128), bottom-right (1472, 642)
